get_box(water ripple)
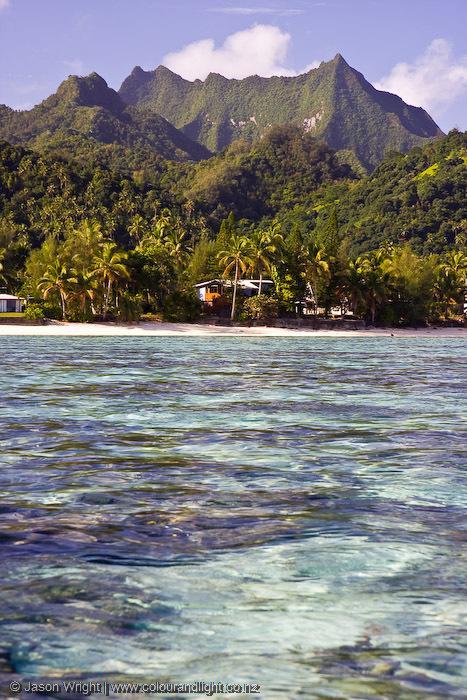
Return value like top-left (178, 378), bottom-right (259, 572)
top-left (0, 336), bottom-right (466, 697)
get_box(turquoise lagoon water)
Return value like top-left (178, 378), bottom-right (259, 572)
top-left (0, 336), bottom-right (466, 698)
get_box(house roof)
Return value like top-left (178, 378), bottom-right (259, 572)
top-left (240, 280), bottom-right (259, 289)
top-left (194, 279), bottom-right (223, 288)
top-left (0, 294), bottom-right (20, 300)
top-left (194, 279), bottom-right (273, 289)
top-left (245, 280), bottom-right (273, 284)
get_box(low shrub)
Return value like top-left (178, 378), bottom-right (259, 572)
top-left (23, 304), bottom-right (45, 320)
top-left (162, 291), bottom-right (202, 322)
top-left (243, 295), bottom-right (279, 324)
top-left (40, 302), bottom-right (62, 320)
top-left (115, 292), bottom-right (143, 322)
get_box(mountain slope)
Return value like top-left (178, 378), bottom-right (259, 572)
top-left (174, 126), bottom-right (466, 254)
top-left (335, 129), bottom-right (467, 254)
top-left (1, 129), bottom-right (464, 276)
top-left (119, 55), bottom-right (443, 171)
top-left (0, 73), bottom-right (210, 164)
top-left (180, 125), bottom-right (355, 222)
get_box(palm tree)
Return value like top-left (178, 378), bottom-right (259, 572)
top-left (436, 250), bottom-right (467, 318)
top-left (358, 253), bottom-right (392, 325)
top-left (342, 260), bottom-right (366, 316)
top-left (76, 219), bottom-right (103, 250)
top-left (38, 261), bottom-right (71, 319)
top-left (152, 209), bottom-right (173, 241)
top-left (218, 235), bottom-right (252, 321)
top-left (92, 243), bottom-right (129, 319)
top-left (128, 214), bottom-right (147, 245)
top-left (249, 223), bottom-right (283, 295)
top-left (301, 241), bottom-right (331, 315)
top-left (69, 270), bottom-right (97, 317)
top-left (67, 220), bottom-right (104, 274)
top-left (163, 220), bottom-right (190, 269)
top-left (435, 268), bottom-right (458, 319)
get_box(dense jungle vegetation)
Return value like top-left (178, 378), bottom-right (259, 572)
top-left (0, 127), bottom-right (465, 325)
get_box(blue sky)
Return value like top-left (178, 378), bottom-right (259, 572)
top-left (0, 0), bottom-right (466, 130)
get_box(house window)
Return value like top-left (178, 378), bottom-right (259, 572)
top-left (210, 285), bottom-right (219, 293)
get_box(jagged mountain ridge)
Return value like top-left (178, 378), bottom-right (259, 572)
top-left (0, 73), bottom-right (211, 163)
top-left (119, 54), bottom-right (443, 171)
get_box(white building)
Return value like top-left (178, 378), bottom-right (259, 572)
top-left (0, 294), bottom-right (23, 313)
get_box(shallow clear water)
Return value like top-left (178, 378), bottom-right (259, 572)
top-left (0, 337), bottom-right (466, 698)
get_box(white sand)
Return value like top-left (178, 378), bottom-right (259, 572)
top-left (0, 321), bottom-right (466, 337)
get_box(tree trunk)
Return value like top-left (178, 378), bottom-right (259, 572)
top-left (103, 278), bottom-right (112, 320)
top-left (311, 284), bottom-right (318, 316)
top-left (231, 262), bottom-right (239, 321)
top-left (102, 281), bottom-right (107, 319)
top-left (60, 291), bottom-right (66, 320)
top-left (258, 272), bottom-right (263, 296)
top-left (371, 299), bottom-right (376, 325)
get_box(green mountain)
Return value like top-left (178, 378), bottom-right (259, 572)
top-left (119, 55), bottom-right (443, 171)
top-left (0, 72), bottom-right (211, 164)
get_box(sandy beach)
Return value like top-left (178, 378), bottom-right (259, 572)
top-left (0, 321), bottom-right (466, 337)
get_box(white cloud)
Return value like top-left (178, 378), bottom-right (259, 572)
top-left (208, 6), bottom-right (303, 15)
top-left (163, 24), bottom-right (320, 81)
top-left (0, 0), bottom-right (10, 11)
top-left (375, 39), bottom-right (467, 115)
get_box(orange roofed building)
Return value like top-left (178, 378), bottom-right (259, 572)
top-left (194, 279), bottom-right (274, 306)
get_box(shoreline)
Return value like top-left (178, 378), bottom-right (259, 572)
top-left (0, 321), bottom-right (466, 337)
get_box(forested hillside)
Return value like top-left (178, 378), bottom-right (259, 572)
top-left (311, 129), bottom-right (467, 254)
top-left (179, 127), bottom-right (466, 255)
top-left (0, 128), bottom-right (465, 326)
top-left (180, 126), bottom-right (354, 222)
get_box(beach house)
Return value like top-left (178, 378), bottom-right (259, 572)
top-left (195, 279), bottom-right (274, 305)
top-left (0, 293), bottom-right (23, 314)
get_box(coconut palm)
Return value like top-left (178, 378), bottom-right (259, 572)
top-left (128, 214), bottom-right (148, 245)
top-left (66, 220), bottom-right (104, 273)
top-left (92, 243), bottom-right (129, 319)
top-left (249, 223), bottom-right (284, 295)
top-left (163, 220), bottom-right (191, 268)
top-left (152, 209), bottom-right (173, 241)
top-left (435, 268), bottom-right (459, 319)
top-left (436, 250), bottom-right (467, 318)
top-left (434, 251), bottom-right (465, 319)
top-left (358, 253), bottom-right (392, 325)
top-left (218, 235), bottom-right (252, 320)
top-left (342, 259), bottom-right (366, 316)
top-left (38, 260), bottom-right (71, 319)
top-left (69, 270), bottom-right (98, 317)
top-left (301, 241), bottom-right (331, 315)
